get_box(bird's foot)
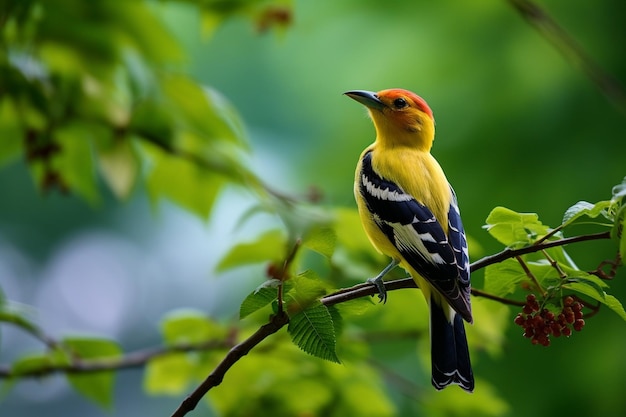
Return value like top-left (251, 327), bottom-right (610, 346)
top-left (367, 276), bottom-right (388, 304)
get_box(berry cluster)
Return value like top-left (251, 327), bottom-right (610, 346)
top-left (514, 295), bottom-right (585, 346)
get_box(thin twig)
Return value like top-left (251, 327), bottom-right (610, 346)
top-left (507, 0), bottom-right (626, 112)
top-left (0, 339), bottom-right (231, 378)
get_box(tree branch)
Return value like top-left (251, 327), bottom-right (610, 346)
top-left (322, 231), bottom-right (612, 307)
top-left (170, 311), bottom-right (290, 417)
top-left (0, 230), bottom-right (614, 416)
top-left (0, 339), bottom-right (232, 379)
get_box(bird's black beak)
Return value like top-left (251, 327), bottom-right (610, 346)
top-left (344, 90), bottom-right (386, 111)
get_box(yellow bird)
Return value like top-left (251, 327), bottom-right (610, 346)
top-left (345, 89), bottom-right (474, 392)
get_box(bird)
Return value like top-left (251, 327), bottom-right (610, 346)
top-left (345, 88), bottom-right (474, 392)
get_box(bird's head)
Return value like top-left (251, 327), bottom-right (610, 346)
top-left (345, 89), bottom-right (435, 151)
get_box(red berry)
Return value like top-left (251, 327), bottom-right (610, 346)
top-left (564, 296), bottom-right (574, 306)
top-left (514, 314), bottom-right (525, 326)
top-left (574, 319), bottom-right (585, 331)
top-left (562, 327), bottom-right (572, 337)
top-left (523, 304), bottom-right (534, 314)
top-left (526, 294), bottom-right (537, 303)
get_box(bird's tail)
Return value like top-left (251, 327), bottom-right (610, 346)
top-left (430, 297), bottom-right (474, 392)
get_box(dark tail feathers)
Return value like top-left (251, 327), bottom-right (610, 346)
top-left (430, 298), bottom-right (474, 392)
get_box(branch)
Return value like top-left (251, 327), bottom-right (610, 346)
top-left (170, 311), bottom-right (290, 417)
top-left (0, 339), bottom-right (231, 379)
top-left (321, 231), bottom-right (612, 307)
top-left (0, 230), bottom-right (613, 414)
top-left (507, 0), bottom-right (626, 113)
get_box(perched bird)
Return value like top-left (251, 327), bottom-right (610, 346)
top-left (345, 88), bottom-right (474, 392)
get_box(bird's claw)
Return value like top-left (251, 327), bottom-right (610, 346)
top-left (367, 277), bottom-right (388, 304)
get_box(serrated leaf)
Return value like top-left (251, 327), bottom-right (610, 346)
top-left (287, 301), bottom-right (339, 363)
top-left (483, 258), bottom-right (527, 297)
top-left (302, 226), bottom-right (336, 258)
top-left (239, 283), bottom-right (279, 319)
top-left (161, 309), bottom-right (225, 345)
top-left (144, 353), bottom-right (193, 395)
top-left (217, 229), bottom-right (286, 272)
top-left (484, 207), bottom-right (551, 247)
top-left (562, 200), bottom-right (612, 226)
top-left (63, 337), bottom-right (121, 409)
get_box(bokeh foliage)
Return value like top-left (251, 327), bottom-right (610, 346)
top-left (1, 1), bottom-right (626, 417)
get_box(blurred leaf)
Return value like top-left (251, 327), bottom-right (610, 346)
top-left (142, 140), bottom-right (226, 218)
top-left (63, 337), bottom-right (121, 409)
top-left (287, 301), bottom-right (339, 363)
top-left (0, 98), bottom-right (23, 166)
top-left (302, 226), bottom-right (336, 259)
top-left (217, 229), bottom-right (286, 272)
top-left (240, 280), bottom-right (280, 319)
top-left (612, 176), bottom-right (626, 202)
top-left (162, 75), bottom-right (246, 146)
top-left (0, 299), bottom-right (40, 339)
top-left (484, 207), bottom-right (551, 247)
top-left (144, 353), bottom-right (193, 396)
top-left (10, 352), bottom-right (64, 377)
top-left (161, 309), bottom-right (226, 346)
top-left (52, 122), bottom-right (104, 204)
top-left (424, 378), bottom-right (509, 416)
top-left (97, 135), bottom-right (139, 199)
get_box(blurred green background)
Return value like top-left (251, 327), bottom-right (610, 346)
top-left (2, 0), bottom-right (626, 416)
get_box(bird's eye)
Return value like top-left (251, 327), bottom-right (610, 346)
top-left (393, 97), bottom-right (408, 109)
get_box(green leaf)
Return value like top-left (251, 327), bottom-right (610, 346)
top-left (302, 226), bottom-right (336, 258)
top-left (52, 122), bottom-right (103, 204)
top-left (0, 301), bottom-right (40, 337)
top-left (286, 270), bottom-right (328, 310)
top-left (161, 76), bottom-right (246, 146)
top-left (612, 176), bottom-right (626, 201)
top-left (11, 351), bottom-right (69, 377)
top-left (97, 135), bottom-right (140, 199)
top-left (217, 229), bottom-right (286, 272)
top-left (144, 353), bottom-right (193, 395)
top-left (612, 204), bottom-right (626, 260)
top-left (63, 337), bottom-right (121, 409)
top-left (161, 309), bottom-right (225, 346)
top-left (484, 207), bottom-right (551, 247)
top-left (562, 282), bottom-right (626, 321)
top-left (483, 258), bottom-right (527, 297)
top-left (0, 98), bottom-right (23, 166)
top-left (562, 200), bottom-right (612, 225)
top-left (142, 140), bottom-right (226, 218)
top-left (287, 301), bottom-right (339, 363)
top-left (603, 294), bottom-right (626, 321)
top-left (239, 280), bottom-right (280, 319)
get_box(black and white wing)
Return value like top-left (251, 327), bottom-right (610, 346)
top-left (359, 150), bottom-right (472, 322)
